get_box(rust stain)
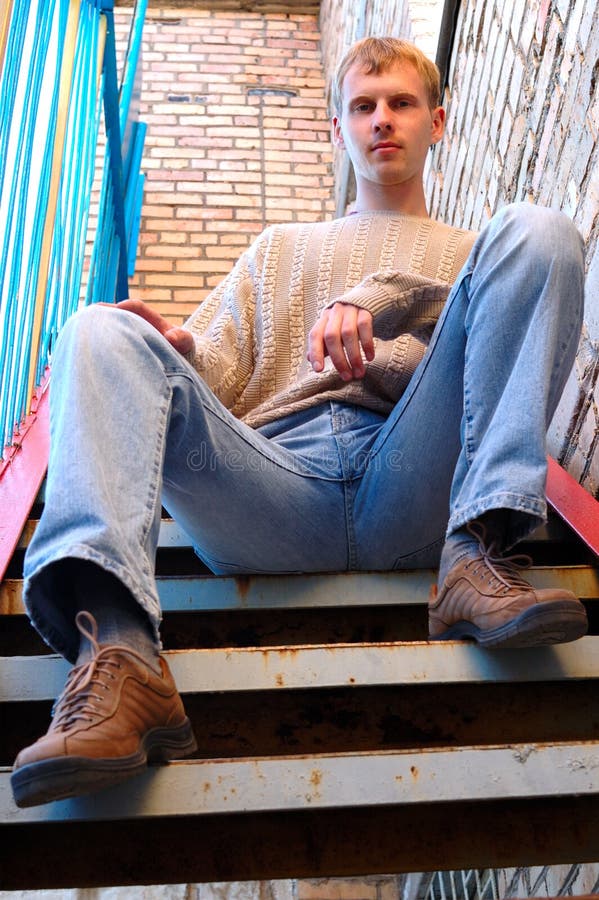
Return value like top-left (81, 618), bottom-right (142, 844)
top-left (308, 769), bottom-right (323, 802)
top-left (203, 782), bottom-right (212, 793)
top-left (275, 647), bottom-right (299, 658)
top-left (410, 766), bottom-right (418, 779)
top-left (275, 673), bottom-right (284, 687)
top-left (260, 647), bottom-right (300, 662)
top-left (234, 575), bottom-right (251, 601)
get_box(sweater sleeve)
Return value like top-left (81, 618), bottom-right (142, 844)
top-left (182, 229), bottom-right (269, 409)
top-left (326, 270), bottom-right (452, 342)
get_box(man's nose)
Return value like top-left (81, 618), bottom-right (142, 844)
top-left (373, 103), bottom-right (393, 130)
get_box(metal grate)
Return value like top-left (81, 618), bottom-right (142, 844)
top-left (417, 865), bottom-right (599, 898)
top-left (420, 870), bottom-right (500, 900)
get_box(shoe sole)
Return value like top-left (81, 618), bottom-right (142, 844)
top-left (430, 599), bottom-right (588, 649)
top-left (11, 718), bottom-right (198, 809)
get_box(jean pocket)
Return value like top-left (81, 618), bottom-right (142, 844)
top-left (392, 537), bottom-right (444, 570)
top-left (195, 547), bottom-right (303, 577)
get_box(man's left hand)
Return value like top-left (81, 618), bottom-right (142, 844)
top-left (307, 302), bottom-right (374, 381)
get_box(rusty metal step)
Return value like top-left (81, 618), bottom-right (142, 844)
top-left (3, 565), bottom-right (599, 615)
top-left (2, 743), bottom-right (599, 889)
top-left (4, 637), bottom-right (599, 702)
top-left (3, 740), bottom-right (599, 821)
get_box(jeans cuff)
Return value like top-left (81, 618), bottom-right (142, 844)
top-left (446, 492), bottom-right (547, 549)
top-left (23, 546), bottom-right (163, 662)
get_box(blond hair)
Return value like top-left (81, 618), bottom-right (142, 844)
top-left (332, 37), bottom-right (441, 113)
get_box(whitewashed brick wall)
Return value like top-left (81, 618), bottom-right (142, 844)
top-left (427, 0), bottom-right (599, 494)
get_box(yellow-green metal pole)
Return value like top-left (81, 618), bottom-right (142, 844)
top-left (0, 0), bottom-right (14, 79)
top-left (97, 13), bottom-right (107, 85)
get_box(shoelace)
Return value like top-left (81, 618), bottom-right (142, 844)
top-left (51, 610), bottom-right (152, 732)
top-left (465, 521), bottom-right (533, 594)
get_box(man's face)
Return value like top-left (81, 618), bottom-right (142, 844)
top-left (333, 60), bottom-right (445, 194)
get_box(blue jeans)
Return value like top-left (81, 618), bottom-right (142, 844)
top-left (24, 204), bottom-right (584, 660)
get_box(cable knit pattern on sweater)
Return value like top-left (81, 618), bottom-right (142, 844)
top-left (184, 211), bottom-right (477, 428)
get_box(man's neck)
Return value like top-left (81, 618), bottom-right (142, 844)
top-left (352, 182), bottom-right (430, 218)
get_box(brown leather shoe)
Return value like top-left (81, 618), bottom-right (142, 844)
top-left (429, 540), bottom-right (588, 648)
top-left (11, 611), bottom-right (197, 808)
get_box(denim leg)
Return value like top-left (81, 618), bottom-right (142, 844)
top-left (353, 203), bottom-right (584, 569)
top-left (24, 307), bottom-right (348, 660)
top-left (161, 399), bottom-right (349, 576)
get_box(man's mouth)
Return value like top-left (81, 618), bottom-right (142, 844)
top-left (371, 141), bottom-right (401, 152)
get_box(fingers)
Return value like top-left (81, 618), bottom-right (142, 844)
top-left (114, 299), bottom-right (165, 332)
top-left (307, 304), bottom-right (374, 381)
top-left (306, 312), bottom-right (327, 373)
top-left (164, 326), bottom-right (195, 355)
top-left (327, 304), bottom-right (362, 380)
top-left (356, 308), bottom-right (375, 364)
top-left (101, 300), bottom-right (194, 356)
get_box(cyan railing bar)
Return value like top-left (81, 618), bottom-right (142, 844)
top-left (24, 0), bottom-right (81, 413)
top-left (39, 0), bottom-right (105, 385)
top-left (98, 0), bottom-right (129, 301)
top-left (0, 0), bottom-right (28, 200)
top-left (125, 121), bottom-right (146, 275)
top-left (119, 0), bottom-right (147, 143)
top-left (1, 0), bottom-right (147, 459)
top-left (85, 0), bottom-right (147, 305)
top-left (120, 0), bottom-right (147, 282)
top-left (0, 0), bottom-right (63, 453)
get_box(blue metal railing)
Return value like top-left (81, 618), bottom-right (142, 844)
top-left (0, 0), bottom-right (147, 461)
top-left (86, 0), bottom-right (147, 309)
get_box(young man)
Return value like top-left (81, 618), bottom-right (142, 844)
top-left (11, 37), bottom-right (587, 808)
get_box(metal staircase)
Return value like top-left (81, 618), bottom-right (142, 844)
top-left (4, 4), bottom-right (599, 892)
top-left (1, 503), bottom-right (599, 890)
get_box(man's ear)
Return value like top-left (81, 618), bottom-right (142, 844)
top-left (430, 106), bottom-right (445, 144)
top-left (332, 115), bottom-right (344, 147)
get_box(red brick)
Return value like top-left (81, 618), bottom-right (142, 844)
top-left (297, 878), bottom-right (378, 899)
top-left (134, 259), bottom-right (174, 273)
top-left (175, 260), bottom-right (234, 274)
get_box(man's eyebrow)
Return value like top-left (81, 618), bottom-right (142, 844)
top-left (388, 90), bottom-right (421, 102)
top-left (347, 90), bottom-right (421, 105)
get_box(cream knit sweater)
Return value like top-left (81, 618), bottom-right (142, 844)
top-left (185, 211), bottom-right (477, 428)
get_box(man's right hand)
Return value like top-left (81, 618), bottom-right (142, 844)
top-left (99, 299), bottom-right (194, 356)
top-left (307, 302), bottom-right (374, 381)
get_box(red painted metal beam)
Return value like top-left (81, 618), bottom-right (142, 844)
top-left (546, 454), bottom-right (599, 557)
top-left (0, 375), bottom-right (50, 582)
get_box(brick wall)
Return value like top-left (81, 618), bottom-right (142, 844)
top-left (426, 0), bottom-right (599, 494)
top-left (120, 6), bottom-right (335, 324)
